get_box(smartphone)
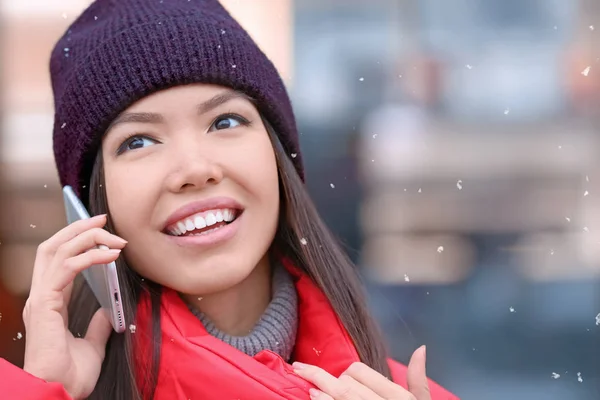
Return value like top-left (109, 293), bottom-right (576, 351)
top-left (62, 185), bottom-right (126, 333)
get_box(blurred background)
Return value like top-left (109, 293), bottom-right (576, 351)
top-left (1, 1), bottom-right (600, 399)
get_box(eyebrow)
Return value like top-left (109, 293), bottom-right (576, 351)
top-left (106, 90), bottom-right (253, 132)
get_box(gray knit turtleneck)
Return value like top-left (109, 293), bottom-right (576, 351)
top-left (187, 265), bottom-right (298, 361)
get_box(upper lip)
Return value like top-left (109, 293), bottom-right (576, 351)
top-left (162, 197), bottom-right (244, 231)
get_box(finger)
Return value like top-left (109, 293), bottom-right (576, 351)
top-left (48, 248), bottom-right (122, 292)
top-left (338, 374), bottom-right (382, 399)
top-left (407, 346), bottom-right (431, 400)
top-left (31, 215), bottom-right (108, 286)
top-left (85, 308), bottom-right (113, 359)
top-left (309, 388), bottom-right (334, 400)
top-left (342, 362), bottom-right (409, 399)
top-left (293, 362), bottom-right (362, 400)
top-left (53, 227), bottom-right (127, 263)
top-left (61, 282), bottom-right (74, 327)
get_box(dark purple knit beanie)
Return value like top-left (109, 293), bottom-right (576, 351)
top-left (50, 0), bottom-right (303, 199)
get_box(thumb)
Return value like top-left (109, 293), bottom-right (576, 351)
top-left (85, 308), bottom-right (113, 358)
top-left (407, 345), bottom-right (431, 400)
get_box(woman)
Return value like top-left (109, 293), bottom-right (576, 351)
top-left (0, 0), bottom-right (459, 399)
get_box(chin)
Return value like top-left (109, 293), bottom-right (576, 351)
top-left (167, 259), bottom-right (259, 296)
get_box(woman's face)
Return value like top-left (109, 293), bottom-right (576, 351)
top-left (101, 84), bottom-right (280, 295)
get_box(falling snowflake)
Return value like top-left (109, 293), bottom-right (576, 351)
top-left (551, 372), bottom-right (561, 379)
top-left (398, 74), bottom-right (403, 78)
top-left (359, 77), bottom-right (364, 82)
top-left (595, 312), bottom-right (600, 325)
top-left (437, 246), bottom-right (444, 253)
top-left (583, 227), bottom-right (589, 232)
top-left (582, 66), bottom-right (591, 76)
top-left (456, 180), bottom-right (463, 190)
top-left (565, 217), bottom-right (571, 222)
top-left (504, 108), bottom-right (510, 115)
top-left (44, 184), bottom-right (47, 188)
top-left (577, 372), bottom-right (583, 383)
top-left (330, 183), bottom-right (335, 189)
top-left (61, 122), bottom-right (67, 129)
top-left (558, 145), bottom-right (562, 149)
top-left (466, 64), bottom-right (473, 69)
top-left (509, 307), bottom-right (515, 313)
top-left (16, 332), bottom-right (22, 340)
top-left (0, 313), bottom-right (2, 322)
top-left (550, 249), bottom-right (555, 255)
top-left (553, 25), bottom-right (558, 30)
top-left (221, 29), bottom-right (226, 35)
top-left (372, 134), bottom-right (378, 139)
top-left (404, 274), bottom-right (410, 282)
top-left (197, 297), bottom-right (203, 301)
top-left (129, 324), bottom-right (136, 333)
top-left (313, 347), bottom-right (322, 356)
top-left (231, 64), bottom-right (236, 69)
top-left (418, 188), bottom-right (422, 193)
top-left (94, 16), bottom-right (98, 20)
top-left (291, 153), bottom-right (297, 158)
top-left (300, 238), bottom-right (308, 245)
top-left (62, 12), bottom-right (68, 19)
top-left (30, 224), bottom-right (36, 229)
top-left (586, 175), bottom-right (590, 182)
top-left (584, 191), bottom-right (589, 196)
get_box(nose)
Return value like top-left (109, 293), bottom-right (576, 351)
top-left (165, 143), bottom-right (224, 193)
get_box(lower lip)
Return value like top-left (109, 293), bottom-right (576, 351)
top-left (165, 213), bottom-right (242, 247)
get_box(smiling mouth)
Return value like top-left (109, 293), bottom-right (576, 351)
top-left (164, 208), bottom-right (242, 237)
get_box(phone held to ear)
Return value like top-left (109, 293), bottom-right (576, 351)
top-left (62, 185), bottom-right (126, 333)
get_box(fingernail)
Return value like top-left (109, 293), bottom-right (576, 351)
top-left (117, 237), bottom-right (128, 244)
top-left (107, 249), bottom-right (122, 254)
top-left (423, 345), bottom-right (427, 361)
top-left (292, 361), bottom-right (307, 370)
top-left (93, 214), bottom-right (107, 219)
top-left (309, 388), bottom-right (320, 399)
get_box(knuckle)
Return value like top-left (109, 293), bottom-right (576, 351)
top-left (62, 257), bottom-right (78, 273)
top-left (345, 362), bottom-right (366, 377)
top-left (333, 383), bottom-right (354, 400)
top-left (36, 241), bottom-right (51, 256)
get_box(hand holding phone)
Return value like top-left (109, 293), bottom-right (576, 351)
top-left (22, 212), bottom-right (127, 399)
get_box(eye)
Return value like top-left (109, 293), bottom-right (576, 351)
top-left (209, 114), bottom-right (250, 132)
top-left (117, 135), bottom-right (158, 155)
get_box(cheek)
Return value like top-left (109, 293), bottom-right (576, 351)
top-left (103, 162), bottom-right (156, 234)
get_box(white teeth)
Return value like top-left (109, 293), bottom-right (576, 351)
top-left (168, 208), bottom-right (238, 236)
top-left (205, 212), bottom-right (217, 226)
top-left (185, 219), bottom-right (195, 231)
top-left (194, 215), bottom-right (206, 229)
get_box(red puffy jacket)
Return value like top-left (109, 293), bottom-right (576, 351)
top-left (0, 262), bottom-right (459, 399)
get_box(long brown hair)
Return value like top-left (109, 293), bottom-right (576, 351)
top-left (67, 117), bottom-right (391, 399)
